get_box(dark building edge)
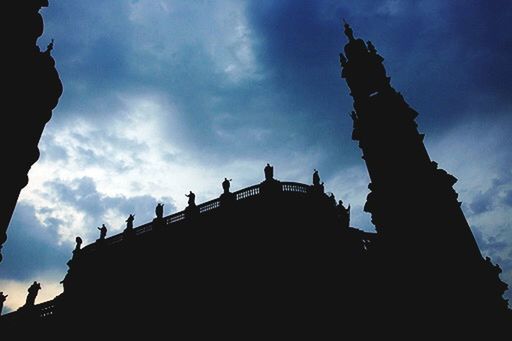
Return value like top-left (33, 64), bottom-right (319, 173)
top-left (0, 1), bottom-right (63, 261)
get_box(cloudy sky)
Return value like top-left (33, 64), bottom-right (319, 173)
top-left (1, 0), bottom-right (511, 312)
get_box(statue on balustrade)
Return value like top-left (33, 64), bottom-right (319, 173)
top-left (97, 224), bottom-right (107, 241)
top-left (126, 214), bottom-right (135, 230)
top-left (222, 178), bottom-right (232, 194)
top-left (24, 281), bottom-right (41, 307)
top-left (155, 203), bottom-right (164, 219)
top-left (153, 203), bottom-right (165, 231)
top-left (186, 191), bottom-right (196, 207)
top-left (123, 214), bottom-right (136, 238)
top-left (311, 169), bottom-right (325, 194)
top-left (261, 163), bottom-right (282, 195)
top-left (220, 178), bottom-right (235, 207)
top-left (264, 163), bottom-right (274, 181)
top-left (185, 191), bottom-right (199, 220)
top-left (0, 291), bottom-right (7, 315)
top-left (313, 169), bottom-right (321, 186)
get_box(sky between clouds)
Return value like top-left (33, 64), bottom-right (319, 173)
top-left (1, 0), bottom-right (511, 312)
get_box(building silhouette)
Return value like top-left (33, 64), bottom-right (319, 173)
top-left (0, 6), bottom-right (510, 338)
top-left (0, 0), bottom-right (63, 262)
top-left (339, 22), bottom-right (510, 330)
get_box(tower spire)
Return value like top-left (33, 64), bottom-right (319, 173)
top-left (343, 19), bottom-right (354, 42)
top-left (339, 22), bottom-right (509, 325)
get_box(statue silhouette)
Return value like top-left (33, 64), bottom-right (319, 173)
top-left (313, 169), bottom-right (321, 186)
top-left (25, 281), bottom-right (41, 307)
top-left (186, 191), bottom-right (196, 206)
top-left (74, 236), bottom-right (82, 253)
top-left (0, 291), bottom-right (7, 315)
top-left (126, 214), bottom-right (135, 230)
top-left (222, 178), bottom-right (232, 194)
top-left (155, 203), bottom-right (164, 219)
top-left (264, 163), bottom-right (274, 181)
top-left (97, 224), bottom-right (107, 240)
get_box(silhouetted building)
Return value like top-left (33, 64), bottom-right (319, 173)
top-left (0, 0), bottom-right (62, 262)
top-left (1, 168), bottom-right (371, 338)
top-left (339, 22), bottom-right (510, 332)
top-left (1, 19), bottom-right (510, 339)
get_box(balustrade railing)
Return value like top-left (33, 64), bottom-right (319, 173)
top-left (167, 212), bottom-right (185, 224)
top-left (81, 181), bottom-right (312, 253)
top-left (199, 199), bottom-right (220, 213)
top-left (135, 222), bottom-right (153, 235)
top-left (236, 184), bottom-right (260, 200)
top-left (38, 299), bottom-right (57, 318)
top-left (282, 182), bottom-right (309, 193)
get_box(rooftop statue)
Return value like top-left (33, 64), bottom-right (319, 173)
top-left (313, 169), bottom-right (321, 186)
top-left (222, 178), bottom-right (232, 194)
top-left (97, 224), bottom-right (107, 240)
top-left (24, 281), bottom-right (41, 307)
top-left (186, 191), bottom-right (196, 206)
top-left (264, 163), bottom-right (274, 181)
top-left (126, 214), bottom-right (135, 230)
top-left (0, 291), bottom-right (7, 315)
top-left (155, 203), bottom-right (164, 219)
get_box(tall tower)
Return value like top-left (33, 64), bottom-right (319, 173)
top-left (339, 23), bottom-right (509, 327)
top-left (0, 0), bottom-right (62, 261)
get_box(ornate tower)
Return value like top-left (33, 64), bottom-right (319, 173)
top-left (339, 23), bottom-right (509, 327)
top-left (0, 0), bottom-right (63, 261)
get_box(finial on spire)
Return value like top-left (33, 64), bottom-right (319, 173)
top-left (342, 19), bottom-right (354, 42)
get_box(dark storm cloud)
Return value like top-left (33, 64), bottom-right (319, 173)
top-left (68, 128), bottom-right (148, 171)
top-left (0, 203), bottom-right (69, 280)
top-left (247, 0), bottom-right (512, 134)
top-left (39, 0), bottom-right (512, 169)
top-left (470, 174), bottom-right (512, 215)
top-left (504, 190), bottom-right (512, 207)
top-left (41, 1), bottom-right (135, 123)
top-left (45, 177), bottom-right (176, 233)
